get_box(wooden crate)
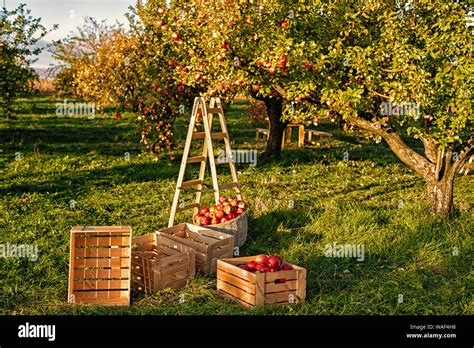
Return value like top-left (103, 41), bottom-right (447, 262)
top-left (131, 233), bottom-right (195, 294)
top-left (158, 223), bottom-right (235, 274)
top-left (216, 256), bottom-right (306, 308)
top-left (68, 226), bottom-right (132, 306)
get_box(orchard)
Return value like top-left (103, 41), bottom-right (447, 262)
top-left (0, 0), bottom-right (473, 327)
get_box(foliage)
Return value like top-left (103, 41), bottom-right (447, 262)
top-left (0, 4), bottom-right (53, 118)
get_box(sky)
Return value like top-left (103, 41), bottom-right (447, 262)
top-left (7, 0), bottom-right (135, 69)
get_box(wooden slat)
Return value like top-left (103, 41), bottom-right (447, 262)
top-left (192, 132), bottom-right (228, 139)
top-left (161, 262), bottom-right (190, 277)
top-left (73, 290), bottom-right (129, 301)
top-left (219, 182), bottom-right (240, 191)
top-left (207, 107), bottom-right (222, 114)
top-left (265, 280), bottom-right (298, 293)
top-left (180, 179), bottom-right (203, 188)
top-left (74, 247), bottom-right (130, 258)
top-left (187, 155), bottom-right (206, 164)
top-left (217, 280), bottom-right (255, 306)
top-left (211, 245), bottom-right (232, 259)
top-left (75, 236), bottom-right (130, 247)
top-left (217, 260), bottom-right (255, 282)
top-left (265, 290), bottom-right (298, 304)
top-left (217, 289), bottom-right (253, 308)
top-left (73, 268), bottom-right (130, 280)
top-left (73, 279), bottom-right (129, 291)
top-left (74, 257), bottom-right (130, 268)
top-left (265, 269), bottom-right (298, 283)
top-left (160, 269), bottom-right (190, 288)
top-left (218, 271), bottom-right (255, 294)
top-left (177, 203), bottom-right (200, 212)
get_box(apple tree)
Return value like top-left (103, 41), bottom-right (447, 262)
top-left (0, 4), bottom-right (53, 118)
top-left (280, 1), bottom-right (473, 218)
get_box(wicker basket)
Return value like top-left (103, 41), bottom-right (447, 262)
top-left (205, 210), bottom-right (248, 248)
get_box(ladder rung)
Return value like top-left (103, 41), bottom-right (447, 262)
top-left (219, 182), bottom-right (240, 190)
top-left (192, 132), bottom-right (228, 139)
top-left (187, 156), bottom-right (206, 164)
top-left (207, 107), bottom-right (222, 114)
top-left (180, 179), bottom-right (203, 188)
top-left (177, 203), bottom-right (200, 212)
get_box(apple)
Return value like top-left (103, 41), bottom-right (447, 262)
top-left (227, 213), bottom-right (236, 220)
top-left (255, 264), bottom-right (266, 272)
top-left (269, 67), bottom-right (276, 74)
top-left (211, 218), bottom-right (218, 224)
top-left (215, 210), bottom-right (224, 219)
top-left (304, 62), bottom-right (311, 69)
top-left (237, 200), bottom-right (246, 209)
top-left (423, 114), bottom-right (431, 121)
top-left (171, 32), bottom-right (180, 41)
top-left (247, 261), bottom-right (258, 271)
top-left (257, 61), bottom-right (264, 67)
top-left (267, 256), bottom-right (282, 269)
top-left (209, 205), bottom-right (217, 214)
top-left (178, 85), bottom-right (185, 91)
top-left (246, 18), bottom-right (253, 25)
top-left (228, 21), bottom-right (234, 27)
top-left (231, 206), bottom-right (238, 214)
top-left (355, 77), bottom-right (362, 84)
top-left (229, 198), bottom-right (238, 207)
top-left (281, 20), bottom-right (289, 29)
top-left (253, 85), bottom-right (261, 92)
top-left (239, 265), bottom-right (249, 271)
top-left (161, 24), bottom-right (169, 31)
top-left (255, 254), bottom-right (268, 265)
top-left (269, 268), bottom-right (278, 272)
top-left (156, 19), bottom-right (163, 27)
top-left (200, 216), bottom-right (210, 225)
top-left (236, 207), bottom-right (245, 215)
top-left (313, 116), bottom-right (320, 125)
top-left (124, 101), bottom-right (131, 108)
top-left (158, 7), bottom-right (165, 14)
top-left (216, 204), bottom-right (223, 211)
top-left (282, 263), bottom-right (293, 270)
top-left (219, 195), bottom-right (228, 204)
top-left (223, 205), bottom-right (232, 215)
top-left (220, 217), bottom-right (228, 223)
top-left (193, 213), bottom-right (201, 222)
top-left (115, 111), bottom-right (122, 120)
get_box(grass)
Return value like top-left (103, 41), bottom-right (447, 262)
top-left (0, 94), bottom-right (472, 315)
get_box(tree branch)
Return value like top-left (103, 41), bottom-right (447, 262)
top-left (449, 137), bottom-right (474, 176)
top-left (422, 137), bottom-right (438, 163)
top-left (346, 115), bottom-right (435, 178)
top-left (381, 68), bottom-right (407, 73)
top-left (272, 84), bottom-right (288, 99)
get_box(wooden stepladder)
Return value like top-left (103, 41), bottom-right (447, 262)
top-left (168, 97), bottom-right (242, 227)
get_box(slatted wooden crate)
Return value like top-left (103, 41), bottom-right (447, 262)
top-left (68, 226), bottom-right (132, 306)
top-left (216, 256), bottom-right (306, 308)
top-left (158, 223), bottom-right (234, 274)
top-left (131, 233), bottom-right (195, 294)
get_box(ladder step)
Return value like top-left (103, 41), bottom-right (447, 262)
top-left (219, 182), bottom-right (240, 190)
top-left (192, 132), bottom-right (228, 139)
top-left (180, 179), bottom-right (203, 188)
top-left (207, 107), bottom-right (222, 114)
top-left (187, 156), bottom-right (206, 164)
top-left (177, 203), bottom-right (200, 212)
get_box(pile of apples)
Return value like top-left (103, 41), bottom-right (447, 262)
top-left (193, 196), bottom-right (246, 226)
top-left (239, 254), bottom-right (293, 273)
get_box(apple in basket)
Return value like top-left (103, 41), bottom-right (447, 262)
top-left (194, 196), bottom-right (247, 226)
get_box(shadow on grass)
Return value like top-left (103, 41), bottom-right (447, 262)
top-left (0, 162), bottom-right (179, 196)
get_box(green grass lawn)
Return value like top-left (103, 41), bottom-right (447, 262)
top-left (0, 94), bottom-right (472, 315)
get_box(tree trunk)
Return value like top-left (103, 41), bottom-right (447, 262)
top-left (426, 175), bottom-right (455, 218)
top-left (262, 96), bottom-right (286, 158)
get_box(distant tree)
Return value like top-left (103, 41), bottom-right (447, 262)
top-left (0, 4), bottom-right (54, 118)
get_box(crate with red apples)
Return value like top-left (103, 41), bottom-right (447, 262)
top-left (217, 255), bottom-right (306, 308)
top-left (193, 195), bottom-right (247, 226)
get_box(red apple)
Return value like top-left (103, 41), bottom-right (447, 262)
top-left (215, 210), bottom-right (224, 219)
top-left (267, 256), bottom-right (282, 269)
top-left (227, 213), bottom-right (236, 220)
top-left (304, 62), bottom-right (311, 69)
top-left (247, 261), bottom-right (258, 271)
top-left (200, 216), bottom-right (210, 225)
top-left (253, 85), bottom-right (261, 92)
top-left (161, 24), bottom-right (169, 31)
top-left (209, 205), bottom-right (217, 214)
top-left (231, 206), bottom-right (238, 214)
top-left (282, 263), bottom-right (293, 270)
top-left (211, 218), bottom-right (218, 224)
top-left (219, 195), bottom-right (228, 204)
top-left (220, 217), bottom-right (228, 223)
top-left (216, 204), bottom-right (223, 211)
top-left (156, 19), bottom-right (163, 27)
top-left (269, 67), bottom-right (276, 74)
top-left (223, 205), bottom-right (232, 215)
top-left (171, 32), bottom-right (180, 41)
top-left (237, 200), bottom-right (246, 209)
top-left (236, 207), bottom-right (245, 215)
top-left (255, 254), bottom-right (268, 265)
